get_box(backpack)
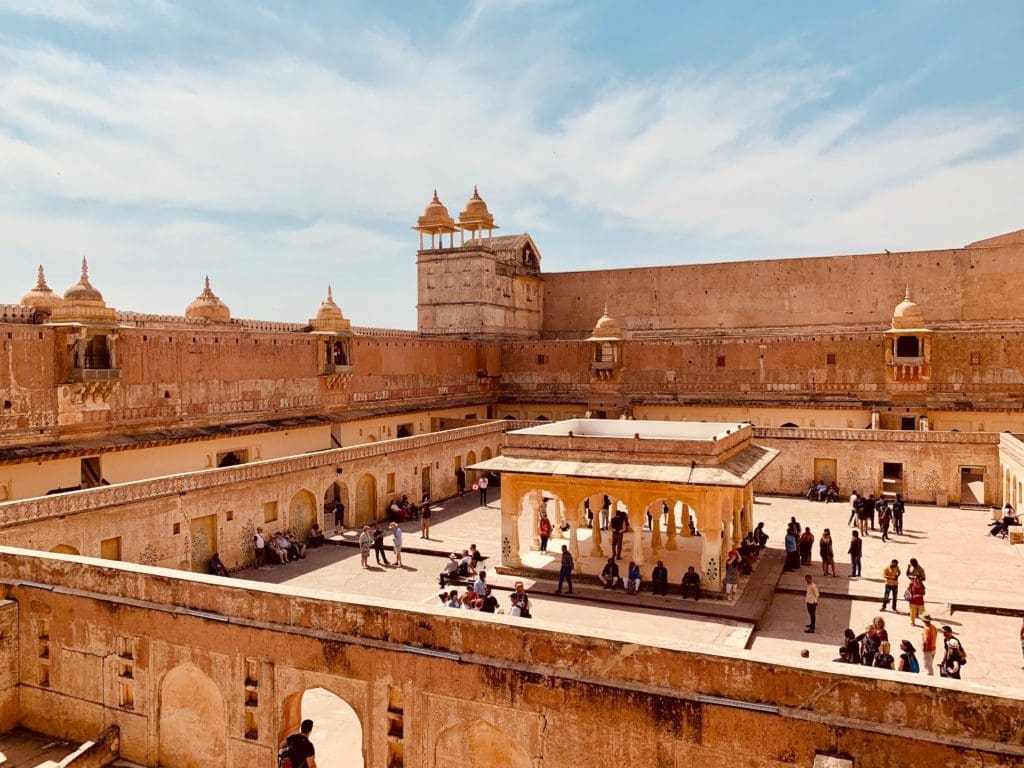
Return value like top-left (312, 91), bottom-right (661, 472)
top-left (909, 654), bottom-right (920, 673)
top-left (278, 746), bottom-right (293, 768)
top-left (957, 641), bottom-right (968, 665)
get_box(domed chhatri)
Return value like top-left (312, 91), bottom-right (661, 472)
top-left (891, 287), bottom-right (926, 330)
top-left (588, 305), bottom-right (625, 341)
top-left (310, 285), bottom-right (351, 334)
top-left (412, 190), bottom-right (458, 249)
top-left (20, 265), bottom-right (63, 314)
top-left (458, 185), bottom-right (498, 237)
top-left (50, 258), bottom-right (117, 325)
top-left (185, 276), bottom-right (231, 323)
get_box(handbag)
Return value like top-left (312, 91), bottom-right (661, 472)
top-left (903, 588), bottom-right (913, 601)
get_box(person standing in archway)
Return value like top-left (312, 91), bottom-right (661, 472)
top-left (280, 718), bottom-right (316, 768)
top-left (455, 467), bottom-right (466, 496)
top-left (333, 501), bottom-right (345, 532)
top-left (477, 474), bottom-right (489, 506)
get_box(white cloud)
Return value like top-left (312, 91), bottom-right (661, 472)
top-left (0, 0), bottom-right (127, 28)
top-left (0, 7), bottom-right (1021, 328)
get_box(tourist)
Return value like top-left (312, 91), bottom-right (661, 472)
top-left (513, 581), bottom-right (532, 618)
top-left (859, 494), bottom-right (875, 535)
top-left (207, 552), bottom-right (230, 577)
top-left (610, 509), bottom-right (626, 559)
top-left (477, 474), bottom-right (489, 506)
top-left (848, 530), bottom-right (862, 578)
top-left (724, 553), bottom-right (739, 600)
top-left (878, 501), bottom-right (891, 542)
top-left (907, 575), bottom-right (926, 626)
top-left (872, 616), bottom-right (889, 642)
top-left (848, 490), bottom-right (860, 526)
top-left (906, 558), bottom-right (926, 582)
top-left (826, 482), bottom-right (840, 503)
top-left (390, 522), bottom-right (403, 567)
top-left (287, 531), bottom-right (306, 559)
top-left (784, 525), bottom-right (799, 571)
top-left (538, 508), bottom-right (553, 553)
top-left (798, 526), bottom-right (814, 566)
top-left (681, 566), bottom-right (701, 601)
top-left (253, 526), bottom-right (267, 567)
top-left (873, 641), bottom-right (895, 670)
top-left (556, 545), bottom-right (574, 594)
top-left (600, 494), bottom-right (611, 530)
top-left (881, 559), bottom-right (901, 612)
top-left (333, 501), bottom-right (345, 531)
top-left (446, 589), bottom-right (461, 608)
top-left (458, 550), bottom-right (475, 577)
top-left (271, 533), bottom-right (292, 563)
top-left (307, 522), bottom-right (325, 548)
top-left (652, 560), bottom-right (669, 596)
top-left (921, 617), bottom-right (939, 675)
top-left (857, 625), bottom-right (881, 666)
top-left (840, 629), bottom-right (861, 664)
top-left (280, 718), bottom-right (317, 768)
top-left (626, 560), bottom-right (641, 595)
top-left (439, 554), bottom-right (459, 587)
top-left (892, 493), bottom-right (905, 535)
top-left (940, 626), bottom-right (965, 679)
top-left (455, 467), bottom-right (466, 496)
top-left (371, 523), bottom-right (390, 566)
top-left (898, 640), bottom-right (920, 673)
top-left (480, 591), bottom-right (499, 613)
top-left (420, 497), bottom-right (431, 539)
top-left (804, 574), bottom-right (819, 633)
top-left (753, 522), bottom-right (769, 549)
top-left (469, 544), bottom-right (485, 569)
top-left (599, 557), bottom-right (622, 590)
top-left (819, 528), bottom-right (837, 577)
top-left (358, 526), bottom-right (372, 568)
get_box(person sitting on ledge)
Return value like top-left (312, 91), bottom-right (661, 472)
top-left (307, 522), bottom-right (325, 548)
top-left (439, 554), bottom-right (460, 588)
top-left (681, 566), bottom-right (701, 601)
top-left (208, 552), bottom-right (230, 577)
top-left (626, 561), bottom-right (642, 595)
top-left (599, 557), bottom-right (622, 590)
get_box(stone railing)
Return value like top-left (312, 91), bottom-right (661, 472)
top-left (0, 304), bottom-right (38, 324)
top-left (353, 326), bottom-right (421, 338)
top-left (0, 420), bottom-right (534, 526)
top-left (753, 426), bottom-right (1000, 444)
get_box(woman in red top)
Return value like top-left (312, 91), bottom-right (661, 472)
top-left (538, 509), bottom-right (553, 553)
top-left (908, 575), bottom-right (926, 626)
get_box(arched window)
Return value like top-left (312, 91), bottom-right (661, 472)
top-left (895, 336), bottom-right (920, 357)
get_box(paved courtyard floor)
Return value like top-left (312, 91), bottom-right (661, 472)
top-left (238, 491), bottom-right (1024, 697)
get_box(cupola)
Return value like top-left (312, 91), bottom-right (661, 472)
top-left (891, 288), bottom-right (926, 330)
top-left (412, 190), bottom-right (458, 249)
top-left (20, 265), bottom-right (63, 315)
top-left (50, 258), bottom-right (117, 325)
top-left (310, 286), bottom-right (352, 334)
top-left (185, 276), bottom-right (231, 323)
top-left (458, 185), bottom-right (499, 241)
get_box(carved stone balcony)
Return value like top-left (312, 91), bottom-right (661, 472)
top-left (890, 356), bottom-right (925, 366)
top-left (69, 368), bottom-right (121, 382)
top-left (323, 364), bottom-right (354, 375)
top-left (591, 360), bottom-right (615, 371)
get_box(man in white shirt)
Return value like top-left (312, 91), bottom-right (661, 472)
top-left (473, 570), bottom-right (488, 598)
top-left (253, 527), bottom-right (266, 566)
top-left (477, 475), bottom-right (489, 506)
top-left (805, 574), bottom-right (820, 633)
top-left (389, 522), bottom-right (403, 567)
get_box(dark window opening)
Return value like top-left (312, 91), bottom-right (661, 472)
top-left (895, 336), bottom-right (920, 357)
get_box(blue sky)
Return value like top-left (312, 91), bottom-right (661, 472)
top-left (1, 1), bottom-right (1022, 329)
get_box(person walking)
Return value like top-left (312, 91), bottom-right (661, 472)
top-left (848, 530), bottom-right (862, 577)
top-left (724, 552), bottom-right (739, 600)
top-left (848, 490), bottom-right (860, 527)
top-left (420, 499), bottom-right (431, 539)
top-left (477, 474), bottom-right (489, 506)
top-left (907, 575), bottom-right (926, 626)
top-left (358, 526), bottom-right (372, 569)
top-left (390, 522), bottom-right (403, 567)
top-left (940, 625), bottom-right (965, 679)
top-left (599, 494), bottom-right (611, 530)
top-left (906, 558), bottom-right (926, 582)
top-left (280, 718), bottom-right (317, 768)
top-left (784, 526), bottom-right (799, 571)
top-left (819, 529), bottom-right (837, 577)
top-left (538, 509), bottom-right (553, 553)
top-left (892, 493), bottom-right (905, 535)
top-left (921, 617), bottom-right (939, 675)
top-left (610, 509), bottom-right (626, 560)
top-left (372, 523), bottom-right (390, 566)
top-left (804, 574), bottom-right (820, 633)
top-left (878, 502), bottom-right (891, 542)
top-left (881, 559), bottom-right (901, 612)
top-left (556, 545), bottom-right (574, 594)
top-left (798, 526), bottom-right (814, 566)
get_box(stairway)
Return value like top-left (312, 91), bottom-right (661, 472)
top-left (0, 728), bottom-right (76, 767)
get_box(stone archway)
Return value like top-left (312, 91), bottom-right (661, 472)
top-left (354, 474), bottom-right (377, 526)
top-left (158, 663), bottom-right (226, 768)
top-left (288, 489), bottom-right (317, 539)
top-left (481, 446), bottom-right (493, 461)
top-left (434, 719), bottom-right (532, 768)
top-left (280, 687), bottom-right (364, 768)
top-left (324, 481), bottom-right (351, 529)
top-left (466, 451), bottom-right (477, 478)
top-left (49, 544), bottom-right (80, 555)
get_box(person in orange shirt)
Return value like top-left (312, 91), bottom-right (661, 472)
top-left (921, 617), bottom-right (938, 675)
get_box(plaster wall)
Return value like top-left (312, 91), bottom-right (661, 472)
top-left (0, 550), bottom-right (1021, 768)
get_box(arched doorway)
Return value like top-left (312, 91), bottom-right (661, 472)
top-left (159, 664), bottom-right (226, 768)
top-left (324, 481), bottom-right (350, 529)
top-left (281, 688), bottom-right (363, 768)
top-left (289, 489), bottom-right (317, 539)
top-left (481, 447), bottom-right (493, 461)
top-left (354, 474), bottom-right (377, 526)
top-left (434, 719), bottom-right (531, 768)
top-left (49, 544), bottom-right (80, 555)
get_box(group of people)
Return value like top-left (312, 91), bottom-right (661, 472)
top-left (835, 615), bottom-right (966, 678)
top-left (252, 525), bottom-right (312, 567)
top-left (988, 503), bottom-right (1021, 537)
top-left (440, 578), bottom-right (533, 618)
top-left (437, 546), bottom-right (486, 587)
top-left (848, 491), bottom-right (905, 540)
top-left (358, 522), bottom-right (404, 568)
top-left (806, 480), bottom-right (841, 503)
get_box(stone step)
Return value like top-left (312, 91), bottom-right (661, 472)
top-left (0, 728), bottom-right (77, 767)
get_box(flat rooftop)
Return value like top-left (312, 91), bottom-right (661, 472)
top-left (512, 419), bottom-right (748, 441)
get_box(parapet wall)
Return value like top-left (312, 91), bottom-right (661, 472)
top-left (0, 548), bottom-right (1021, 768)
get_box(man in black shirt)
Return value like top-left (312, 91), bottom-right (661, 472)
top-left (610, 510), bottom-right (626, 559)
top-left (281, 719), bottom-right (317, 768)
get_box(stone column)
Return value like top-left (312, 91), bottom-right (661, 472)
top-left (664, 500), bottom-right (678, 550)
top-left (569, 521), bottom-right (581, 564)
top-left (553, 497), bottom-right (565, 539)
top-left (697, 490), bottom-right (724, 591)
top-left (626, 494), bottom-right (645, 566)
top-left (590, 501), bottom-right (604, 558)
top-left (501, 487), bottom-right (522, 568)
top-left (528, 489), bottom-right (542, 551)
top-left (650, 506), bottom-right (662, 555)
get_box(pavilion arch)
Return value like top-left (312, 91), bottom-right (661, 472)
top-left (158, 663), bottom-right (226, 768)
top-left (481, 446), bottom-right (493, 461)
top-left (465, 451), bottom-right (477, 477)
top-left (280, 687), bottom-right (364, 768)
top-left (324, 480), bottom-right (351, 528)
top-left (288, 489), bottom-right (317, 539)
top-left (49, 544), bottom-right (80, 555)
top-left (434, 718), bottom-right (532, 768)
top-left (354, 474), bottom-right (378, 526)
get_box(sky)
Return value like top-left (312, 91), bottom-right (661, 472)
top-left (1, 1), bottom-right (1022, 329)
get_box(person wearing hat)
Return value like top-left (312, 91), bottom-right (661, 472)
top-left (439, 553), bottom-right (459, 588)
top-left (389, 521), bottom-right (403, 567)
top-left (939, 625), bottom-right (965, 679)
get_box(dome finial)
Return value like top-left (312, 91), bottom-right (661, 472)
top-left (204, 275), bottom-right (211, 291)
top-left (905, 286), bottom-right (911, 301)
top-left (603, 302), bottom-right (609, 316)
top-left (327, 284), bottom-right (333, 301)
top-left (81, 257), bottom-right (89, 281)
top-left (432, 188), bottom-right (440, 201)
top-left (36, 265), bottom-right (49, 290)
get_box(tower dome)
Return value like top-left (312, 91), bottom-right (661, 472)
top-left (20, 265), bottom-right (63, 314)
top-left (458, 185), bottom-right (498, 234)
top-left (310, 286), bottom-right (351, 333)
top-left (891, 288), bottom-right (926, 330)
top-left (416, 190), bottom-right (456, 230)
top-left (587, 305), bottom-right (624, 341)
top-left (49, 258), bottom-right (117, 324)
top-left (185, 276), bottom-right (231, 323)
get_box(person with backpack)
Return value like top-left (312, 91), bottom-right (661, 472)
top-left (280, 719), bottom-right (316, 768)
top-left (940, 625), bottom-right (966, 679)
top-left (898, 640), bottom-right (920, 673)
